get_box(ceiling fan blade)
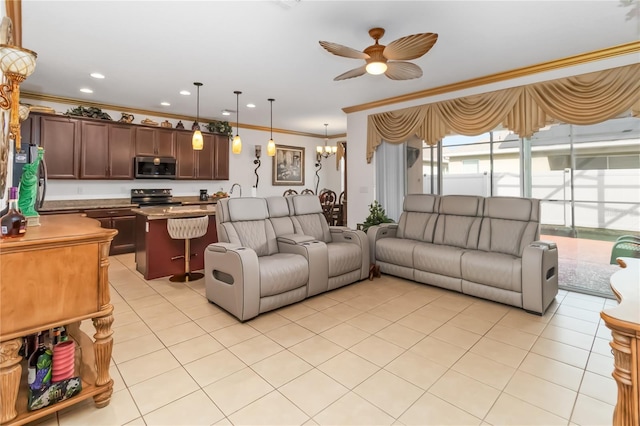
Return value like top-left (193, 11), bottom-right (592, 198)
top-left (334, 65), bottom-right (367, 81)
top-left (319, 41), bottom-right (370, 59)
top-left (385, 61), bottom-right (423, 80)
top-left (383, 33), bottom-right (438, 60)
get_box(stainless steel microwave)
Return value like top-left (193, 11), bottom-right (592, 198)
top-left (134, 156), bottom-right (177, 179)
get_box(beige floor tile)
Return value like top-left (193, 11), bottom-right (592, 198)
top-left (399, 392), bottom-right (482, 425)
top-left (550, 313), bottom-right (599, 336)
top-left (430, 294), bottom-right (474, 312)
top-left (410, 335), bottom-right (466, 368)
top-left (346, 312), bottom-right (393, 334)
top-left (322, 302), bottom-right (363, 321)
top-left (519, 352), bottom-right (584, 391)
top-left (128, 367), bottom-right (199, 415)
top-left (321, 323), bottom-right (370, 348)
top-left (145, 310), bottom-right (192, 332)
top-left (289, 335), bottom-right (345, 366)
top-left (277, 302), bottom-right (317, 321)
top-left (180, 301), bottom-right (224, 320)
top-left (353, 369), bottom-right (424, 418)
top-left (350, 335), bottom-right (405, 367)
top-left (266, 322), bottom-right (315, 348)
top-left (111, 364), bottom-right (126, 392)
top-left (452, 351), bottom-right (516, 390)
top-left (302, 293), bottom-right (340, 311)
top-left (343, 294), bottom-right (387, 311)
top-left (570, 394), bottom-right (615, 426)
top-left (203, 367), bottom-right (274, 415)
top-left (530, 337), bottom-right (590, 369)
top-left (297, 311), bottom-right (342, 333)
top-left (541, 325), bottom-right (595, 350)
top-left (368, 300), bottom-right (413, 322)
top-left (504, 370), bottom-right (577, 419)
top-left (194, 312), bottom-right (240, 333)
top-left (133, 301), bottom-right (178, 319)
top-left (251, 350), bottom-right (313, 387)
top-left (461, 301), bottom-right (511, 323)
top-left (228, 390), bottom-right (309, 425)
top-left (112, 310), bottom-right (142, 329)
top-left (125, 294), bottom-right (166, 310)
top-left (579, 371), bottom-right (617, 406)
top-left (245, 311), bottom-right (291, 333)
top-left (375, 323), bottom-right (425, 349)
top-left (168, 334), bottom-right (224, 364)
top-left (430, 323), bottom-right (482, 350)
top-left (58, 388), bottom-right (141, 426)
top-left (385, 350), bottom-right (447, 390)
top-left (591, 337), bottom-right (613, 358)
top-left (485, 324), bottom-right (538, 350)
top-left (596, 323), bottom-right (612, 340)
top-left (396, 313), bottom-right (444, 335)
top-left (229, 335), bottom-right (284, 365)
top-left (585, 352), bottom-right (615, 378)
top-left (555, 305), bottom-right (601, 323)
top-left (429, 370), bottom-right (500, 419)
top-left (184, 348), bottom-right (246, 387)
top-left (118, 348), bottom-right (180, 386)
top-left (164, 293), bottom-right (206, 310)
top-left (469, 336), bottom-right (528, 368)
top-left (314, 392), bottom-right (395, 426)
top-left (211, 323), bottom-right (261, 347)
top-left (561, 295), bottom-right (605, 312)
top-left (117, 285), bottom-right (159, 302)
top-left (280, 369), bottom-right (349, 416)
top-left (154, 321), bottom-right (206, 347)
top-left (448, 313), bottom-right (494, 335)
top-left (112, 320), bottom-right (153, 344)
top-left (485, 393), bottom-right (567, 426)
top-left (496, 311), bottom-right (548, 335)
top-left (142, 390), bottom-right (225, 426)
top-left (318, 350), bottom-right (379, 389)
top-left (413, 304), bottom-right (459, 322)
top-left (112, 333), bottom-right (165, 364)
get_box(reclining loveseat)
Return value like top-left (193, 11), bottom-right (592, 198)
top-left (368, 194), bottom-right (558, 314)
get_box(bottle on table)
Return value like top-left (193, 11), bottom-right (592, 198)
top-left (1, 186), bottom-right (27, 239)
top-left (27, 332), bottom-right (53, 390)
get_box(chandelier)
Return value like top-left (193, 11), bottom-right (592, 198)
top-left (316, 123), bottom-right (336, 160)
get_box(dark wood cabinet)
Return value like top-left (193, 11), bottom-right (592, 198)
top-left (176, 132), bottom-right (229, 180)
top-left (213, 134), bottom-right (230, 180)
top-left (85, 208), bottom-right (136, 255)
top-left (197, 134), bottom-right (215, 180)
top-left (135, 127), bottom-right (175, 157)
top-left (39, 115), bottom-right (81, 179)
top-left (176, 132), bottom-right (196, 179)
top-left (80, 122), bottom-right (134, 179)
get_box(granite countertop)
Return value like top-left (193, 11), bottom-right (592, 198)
top-left (132, 204), bottom-right (216, 220)
top-left (173, 196), bottom-right (218, 205)
top-left (40, 198), bottom-right (137, 212)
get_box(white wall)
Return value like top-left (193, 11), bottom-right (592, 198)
top-left (345, 53), bottom-right (640, 228)
top-left (21, 97), bottom-right (342, 200)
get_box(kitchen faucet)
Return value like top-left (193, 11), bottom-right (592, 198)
top-left (229, 183), bottom-right (242, 197)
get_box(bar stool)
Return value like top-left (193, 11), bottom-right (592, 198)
top-left (167, 216), bottom-right (209, 282)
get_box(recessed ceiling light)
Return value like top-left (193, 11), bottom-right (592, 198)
top-left (179, 90), bottom-right (191, 95)
top-left (160, 102), bottom-right (170, 106)
top-left (246, 103), bottom-right (256, 108)
top-left (90, 73), bottom-right (105, 79)
top-left (80, 88), bottom-right (93, 93)
top-left (221, 110), bottom-right (231, 116)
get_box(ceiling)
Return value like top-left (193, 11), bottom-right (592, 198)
top-left (19, 1), bottom-right (640, 137)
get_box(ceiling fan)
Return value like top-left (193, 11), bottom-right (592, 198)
top-left (319, 27), bottom-right (438, 81)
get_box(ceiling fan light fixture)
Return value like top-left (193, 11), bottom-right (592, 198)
top-left (366, 61), bottom-right (387, 75)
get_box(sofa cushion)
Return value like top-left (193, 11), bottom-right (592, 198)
top-left (259, 253), bottom-right (309, 297)
top-left (461, 250), bottom-right (522, 292)
top-left (413, 243), bottom-right (464, 278)
top-left (433, 195), bottom-right (483, 249)
top-left (396, 194), bottom-right (439, 242)
top-left (226, 220), bottom-right (278, 257)
top-left (478, 197), bottom-right (540, 257)
top-left (291, 195), bottom-right (332, 243)
top-left (266, 196), bottom-right (296, 236)
top-left (376, 238), bottom-right (419, 268)
top-left (327, 242), bottom-right (362, 277)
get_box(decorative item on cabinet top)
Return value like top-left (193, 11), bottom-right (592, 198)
top-left (65, 105), bottom-right (112, 120)
top-left (119, 112), bottom-right (134, 123)
top-left (205, 120), bottom-right (233, 138)
top-left (141, 118), bottom-right (159, 126)
top-left (161, 120), bottom-right (172, 128)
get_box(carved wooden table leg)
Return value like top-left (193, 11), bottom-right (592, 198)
top-left (92, 312), bottom-right (114, 408)
top-left (0, 338), bottom-right (23, 423)
top-left (610, 330), bottom-right (638, 426)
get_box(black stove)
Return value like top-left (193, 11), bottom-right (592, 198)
top-left (131, 188), bottom-right (182, 207)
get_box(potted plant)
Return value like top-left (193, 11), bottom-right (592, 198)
top-left (205, 120), bottom-right (233, 138)
top-left (361, 200), bottom-right (394, 232)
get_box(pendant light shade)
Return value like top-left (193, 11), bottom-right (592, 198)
top-left (267, 98), bottom-right (276, 157)
top-left (192, 82), bottom-right (203, 150)
top-left (232, 90), bottom-right (242, 154)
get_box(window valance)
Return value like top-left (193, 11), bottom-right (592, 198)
top-left (366, 63), bottom-right (640, 163)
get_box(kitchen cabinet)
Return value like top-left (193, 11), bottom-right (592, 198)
top-left (80, 122), bottom-right (135, 179)
top-left (39, 115), bottom-right (81, 179)
top-left (176, 132), bottom-right (229, 180)
top-left (135, 127), bottom-right (175, 157)
top-left (85, 208), bottom-right (136, 255)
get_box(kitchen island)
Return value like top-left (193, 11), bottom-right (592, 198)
top-left (133, 205), bottom-right (218, 280)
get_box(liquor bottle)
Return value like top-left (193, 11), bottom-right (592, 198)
top-left (27, 333), bottom-right (53, 390)
top-left (0, 187), bottom-right (26, 239)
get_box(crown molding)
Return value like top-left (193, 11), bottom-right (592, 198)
top-left (20, 91), bottom-right (345, 139)
top-left (342, 41), bottom-right (640, 114)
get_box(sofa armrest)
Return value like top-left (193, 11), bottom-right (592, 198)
top-left (522, 240), bottom-right (559, 315)
top-left (330, 227), bottom-right (370, 280)
top-left (277, 234), bottom-right (316, 244)
top-left (204, 243), bottom-right (261, 321)
top-left (367, 223), bottom-right (398, 264)
top-left (279, 239), bottom-right (329, 297)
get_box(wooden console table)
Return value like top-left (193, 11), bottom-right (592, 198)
top-left (601, 257), bottom-right (640, 426)
top-left (0, 214), bottom-right (117, 425)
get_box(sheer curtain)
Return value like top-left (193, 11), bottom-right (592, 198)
top-left (375, 141), bottom-right (406, 222)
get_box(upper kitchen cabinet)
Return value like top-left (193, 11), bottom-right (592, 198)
top-left (176, 132), bottom-right (196, 179)
top-left (135, 127), bottom-right (175, 157)
top-left (176, 131), bottom-right (229, 180)
top-left (80, 122), bottom-right (134, 179)
top-left (213, 134), bottom-right (229, 180)
top-left (39, 115), bottom-right (81, 179)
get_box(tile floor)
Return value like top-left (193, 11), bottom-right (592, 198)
top-left (32, 253), bottom-right (618, 426)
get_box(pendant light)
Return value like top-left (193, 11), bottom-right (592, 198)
top-left (316, 123), bottom-right (337, 158)
top-left (232, 90), bottom-right (242, 154)
top-left (192, 82), bottom-right (203, 150)
top-left (267, 98), bottom-right (276, 157)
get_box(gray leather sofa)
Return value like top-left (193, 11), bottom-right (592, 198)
top-left (204, 195), bottom-right (369, 321)
top-left (368, 194), bottom-right (558, 314)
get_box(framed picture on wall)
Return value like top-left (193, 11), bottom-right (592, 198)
top-left (273, 145), bottom-right (305, 186)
